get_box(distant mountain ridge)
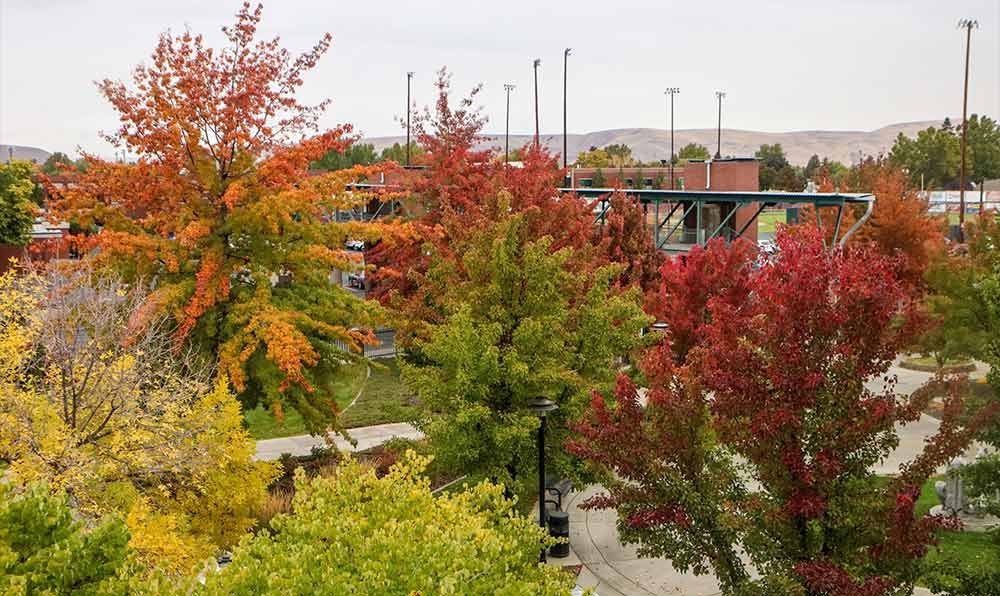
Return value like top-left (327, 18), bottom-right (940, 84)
top-left (365, 120), bottom-right (944, 167)
top-left (0, 145), bottom-right (52, 164)
top-left (4, 120), bottom-right (946, 168)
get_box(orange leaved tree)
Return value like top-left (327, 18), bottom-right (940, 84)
top-left (804, 158), bottom-right (945, 288)
top-left (48, 3), bottom-right (390, 434)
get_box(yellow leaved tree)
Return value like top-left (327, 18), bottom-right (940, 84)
top-left (0, 265), bottom-right (278, 574)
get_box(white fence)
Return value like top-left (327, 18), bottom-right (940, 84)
top-left (921, 191), bottom-right (1000, 213)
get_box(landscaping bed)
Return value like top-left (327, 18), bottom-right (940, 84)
top-left (255, 437), bottom-right (462, 532)
top-left (900, 354), bottom-right (977, 374)
top-left (923, 379), bottom-right (994, 421)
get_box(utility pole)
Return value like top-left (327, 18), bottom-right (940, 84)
top-left (715, 91), bottom-right (726, 159)
top-left (504, 84), bottom-right (516, 164)
top-left (563, 49), bottom-right (571, 169)
top-left (666, 88), bottom-right (679, 189)
top-left (405, 71), bottom-right (414, 167)
top-left (533, 58), bottom-right (541, 148)
top-left (957, 19), bottom-right (978, 242)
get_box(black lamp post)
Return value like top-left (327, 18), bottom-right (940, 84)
top-left (527, 395), bottom-right (558, 563)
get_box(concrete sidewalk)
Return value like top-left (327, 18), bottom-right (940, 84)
top-left (554, 484), bottom-right (935, 596)
top-left (253, 422), bottom-right (422, 461)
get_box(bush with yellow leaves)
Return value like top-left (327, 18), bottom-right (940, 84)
top-left (0, 265), bottom-right (278, 574)
top-left (197, 451), bottom-right (576, 595)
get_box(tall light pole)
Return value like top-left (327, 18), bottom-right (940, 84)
top-left (528, 396), bottom-right (558, 563)
top-left (504, 84), bottom-right (516, 164)
top-left (405, 71), bottom-right (414, 167)
top-left (666, 88), bottom-right (680, 189)
top-left (957, 19), bottom-right (978, 241)
top-left (563, 49), bottom-right (571, 170)
top-left (533, 58), bottom-right (541, 148)
top-left (715, 91), bottom-right (726, 159)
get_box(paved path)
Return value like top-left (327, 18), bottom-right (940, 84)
top-left (253, 422), bottom-right (422, 461)
top-left (551, 361), bottom-right (988, 596)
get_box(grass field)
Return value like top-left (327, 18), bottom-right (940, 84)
top-left (340, 358), bottom-right (420, 429)
top-left (244, 358), bottom-right (417, 439)
top-left (757, 210), bottom-right (787, 235)
top-left (244, 361), bottom-right (368, 440)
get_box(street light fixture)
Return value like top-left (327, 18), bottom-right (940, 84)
top-left (527, 395), bottom-right (558, 563)
top-left (406, 72), bottom-right (414, 167)
top-left (665, 88), bottom-right (680, 189)
top-left (715, 91), bottom-right (726, 159)
top-left (533, 58), bottom-right (542, 147)
top-left (505, 84), bottom-right (516, 164)
top-left (563, 48), bottom-right (571, 170)
top-left (957, 18), bottom-right (978, 241)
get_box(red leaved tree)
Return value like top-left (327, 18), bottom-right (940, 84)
top-left (571, 228), bottom-right (992, 595)
top-left (568, 238), bottom-right (758, 593)
top-left (369, 69), bottom-right (656, 348)
top-left (597, 192), bottom-right (664, 292)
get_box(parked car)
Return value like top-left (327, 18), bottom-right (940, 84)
top-left (345, 239), bottom-right (365, 251)
top-left (347, 271), bottom-right (365, 290)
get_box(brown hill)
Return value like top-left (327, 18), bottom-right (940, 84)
top-left (366, 120), bottom-right (942, 166)
top-left (0, 145), bottom-right (52, 165)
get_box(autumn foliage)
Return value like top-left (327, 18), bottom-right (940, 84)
top-left (0, 266), bottom-right (277, 573)
top-left (369, 69), bottom-right (660, 349)
top-left (47, 3), bottom-right (392, 433)
top-left (806, 158), bottom-right (945, 287)
top-left (570, 228), bottom-right (992, 595)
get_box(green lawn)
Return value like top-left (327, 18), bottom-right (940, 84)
top-left (244, 361), bottom-right (368, 440)
top-left (244, 358), bottom-right (417, 439)
top-left (340, 358), bottom-right (420, 429)
top-left (758, 210), bottom-right (787, 234)
top-left (914, 474), bottom-right (1000, 584)
top-left (947, 212), bottom-right (986, 225)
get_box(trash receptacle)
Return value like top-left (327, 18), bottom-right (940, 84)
top-left (548, 510), bottom-right (570, 558)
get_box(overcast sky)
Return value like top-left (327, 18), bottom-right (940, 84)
top-left (2, 0), bottom-right (999, 158)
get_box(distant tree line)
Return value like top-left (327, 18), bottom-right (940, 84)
top-left (888, 115), bottom-right (1000, 191)
top-left (310, 141), bottom-right (424, 171)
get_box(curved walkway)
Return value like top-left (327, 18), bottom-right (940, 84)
top-left (253, 422), bottom-right (422, 461)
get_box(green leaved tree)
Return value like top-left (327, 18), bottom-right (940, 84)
top-left (310, 142), bottom-right (379, 171)
top-left (675, 142), bottom-right (711, 166)
top-left (401, 191), bottom-right (650, 493)
top-left (967, 114), bottom-right (1000, 199)
top-left (0, 484), bottom-right (131, 595)
top-left (196, 453), bottom-right (575, 595)
top-left (889, 122), bottom-right (961, 189)
top-left (0, 160), bottom-right (37, 246)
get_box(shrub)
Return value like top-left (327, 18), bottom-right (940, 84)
top-left (199, 452), bottom-right (575, 595)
